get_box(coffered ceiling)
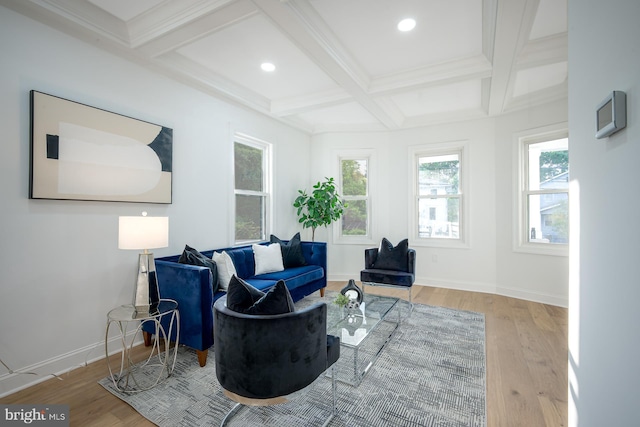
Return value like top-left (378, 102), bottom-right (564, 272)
top-left (1, 0), bottom-right (568, 134)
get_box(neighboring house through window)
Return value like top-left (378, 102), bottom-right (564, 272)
top-left (410, 141), bottom-right (468, 247)
top-left (234, 133), bottom-right (271, 244)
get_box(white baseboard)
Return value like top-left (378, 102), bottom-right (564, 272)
top-left (329, 274), bottom-right (496, 295)
top-left (0, 333), bottom-right (141, 398)
top-left (327, 274), bottom-right (567, 307)
top-left (417, 277), bottom-right (497, 295)
top-left (496, 286), bottom-right (568, 308)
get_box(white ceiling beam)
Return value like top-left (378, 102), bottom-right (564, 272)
top-left (136, 0), bottom-right (258, 56)
top-left (128, 0), bottom-right (237, 47)
top-left (486, 0), bottom-right (539, 116)
top-left (503, 80), bottom-right (568, 113)
top-left (517, 33), bottom-right (567, 69)
top-left (369, 54), bottom-right (493, 96)
top-left (0, 0), bottom-right (129, 44)
top-left (156, 52), bottom-right (272, 112)
top-left (271, 88), bottom-right (351, 116)
top-left (284, 0), bottom-right (371, 90)
top-left (483, 0), bottom-right (499, 63)
top-left (252, 0), bottom-right (401, 129)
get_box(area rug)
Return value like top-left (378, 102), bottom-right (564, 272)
top-left (99, 294), bottom-right (486, 426)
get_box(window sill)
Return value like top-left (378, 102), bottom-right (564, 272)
top-left (412, 238), bottom-right (470, 249)
top-left (514, 242), bottom-right (569, 257)
top-left (333, 236), bottom-right (377, 246)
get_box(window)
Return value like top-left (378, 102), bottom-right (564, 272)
top-left (523, 136), bottom-right (569, 246)
top-left (339, 158), bottom-right (370, 238)
top-left (516, 126), bottom-right (569, 255)
top-left (408, 141), bottom-right (469, 248)
top-left (234, 134), bottom-right (271, 243)
top-left (417, 153), bottom-right (461, 239)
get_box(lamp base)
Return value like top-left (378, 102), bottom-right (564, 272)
top-left (134, 252), bottom-right (160, 316)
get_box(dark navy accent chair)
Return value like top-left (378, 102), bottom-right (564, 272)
top-left (360, 243), bottom-right (416, 308)
top-left (213, 296), bottom-right (340, 426)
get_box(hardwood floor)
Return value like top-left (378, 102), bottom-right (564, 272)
top-left (1, 282), bottom-right (568, 426)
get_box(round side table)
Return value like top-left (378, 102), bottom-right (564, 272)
top-left (105, 299), bottom-right (180, 393)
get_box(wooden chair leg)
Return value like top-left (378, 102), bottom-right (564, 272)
top-left (196, 349), bottom-right (208, 367)
top-left (143, 331), bottom-right (152, 347)
top-left (320, 288), bottom-right (325, 297)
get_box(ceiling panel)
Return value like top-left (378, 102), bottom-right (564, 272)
top-left (530, 0), bottom-right (567, 40)
top-left (389, 80), bottom-right (483, 117)
top-left (1, 0), bottom-right (568, 134)
top-left (176, 13), bottom-right (339, 100)
top-left (513, 62), bottom-right (568, 97)
top-left (296, 102), bottom-right (379, 126)
top-left (309, 0), bottom-right (482, 77)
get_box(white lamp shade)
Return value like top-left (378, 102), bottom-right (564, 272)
top-left (119, 216), bottom-right (169, 250)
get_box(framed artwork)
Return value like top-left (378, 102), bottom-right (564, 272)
top-left (29, 90), bottom-right (172, 203)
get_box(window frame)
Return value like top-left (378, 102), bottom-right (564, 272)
top-left (233, 132), bottom-right (272, 245)
top-left (409, 141), bottom-right (469, 249)
top-left (514, 124), bottom-right (569, 256)
top-left (333, 150), bottom-right (376, 244)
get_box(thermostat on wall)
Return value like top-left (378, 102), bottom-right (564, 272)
top-left (596, 90), bottom-right (626, 139)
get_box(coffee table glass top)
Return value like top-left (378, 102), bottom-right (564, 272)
top-left (326, 294), bottom-right (398, 347)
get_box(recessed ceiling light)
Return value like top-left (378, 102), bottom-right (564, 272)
top-left (261, 62), bottom-right (276, 72)
top-left (397, 18), bottom-right (416, 32)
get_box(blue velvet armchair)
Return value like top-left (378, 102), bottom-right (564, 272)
top-left (360, 238), bottom-right (416, 306)
top-left (214, 295), bottom-right (340, 425)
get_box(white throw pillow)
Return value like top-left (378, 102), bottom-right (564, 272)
top-left (212, 251), bottom-right (237, 291)
top-left (253, 243), bottom-right (284, 275)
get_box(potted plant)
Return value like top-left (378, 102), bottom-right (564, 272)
top-left (333, 293), bottom-right (350, 308)
top-left (293, 177), bottom-right (346, 241)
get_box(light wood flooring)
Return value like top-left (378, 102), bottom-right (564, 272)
top-left (1, 282), bottom-right (568, 426)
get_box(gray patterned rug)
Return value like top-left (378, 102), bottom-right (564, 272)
top-left (99, 294), bottom-right (486, 426)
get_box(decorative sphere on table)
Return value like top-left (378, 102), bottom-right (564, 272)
top-left (346, 299), bottom-right (360, 309)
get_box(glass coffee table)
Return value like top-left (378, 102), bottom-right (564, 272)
top-left (326, 293), bottom-right (399, 386)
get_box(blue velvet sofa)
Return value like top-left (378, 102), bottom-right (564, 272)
top-left (142, 241), bottom-right (327, 366)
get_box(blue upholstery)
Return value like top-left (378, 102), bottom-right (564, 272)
top-left (360, 268), bottom-right (414, 287)
top-left (360, 243), bottom-right (416, 305)
top-left (214, 296), bottom-right (340, 425)
top-left (142, 241), bottom-right (327, 366)
top-left (214, 296), bottom-right (340, 399)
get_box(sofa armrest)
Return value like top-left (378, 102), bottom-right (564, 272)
top-left (153, 260), bottom-right (215, 352)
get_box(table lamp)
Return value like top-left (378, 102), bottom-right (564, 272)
top-left (118, 212), bottom-right (169, 315)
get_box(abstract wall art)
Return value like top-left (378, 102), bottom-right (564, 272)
top-left (29, 90), bottom-right (172, 203)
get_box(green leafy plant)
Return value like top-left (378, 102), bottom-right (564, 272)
top-left (293, 177), bottom-right (346, 241)
top-left (333, 293), bottom-right (350, 307)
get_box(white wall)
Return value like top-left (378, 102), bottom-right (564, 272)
top-left (311, 103), bottom-right (569, 306)
top-left (568, 0), bottom-right (640, 425)
top-left (0, 6), bottom-right (310, 396)
top-left (495, 100), bottom-right (569, 306)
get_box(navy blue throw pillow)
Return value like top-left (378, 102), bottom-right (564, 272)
top-left (372, 238), bottom-right (409, 272)
top-left (226, 275), bottom-right (264, 312)
top-left (178, 245), bottom-right (219, 293)
top-left (244, 280), bottom-right (295, 315)
top-left (227, 277), bottom-right (295, 315)
top-left (270, 232), bottom-right (306, 268)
